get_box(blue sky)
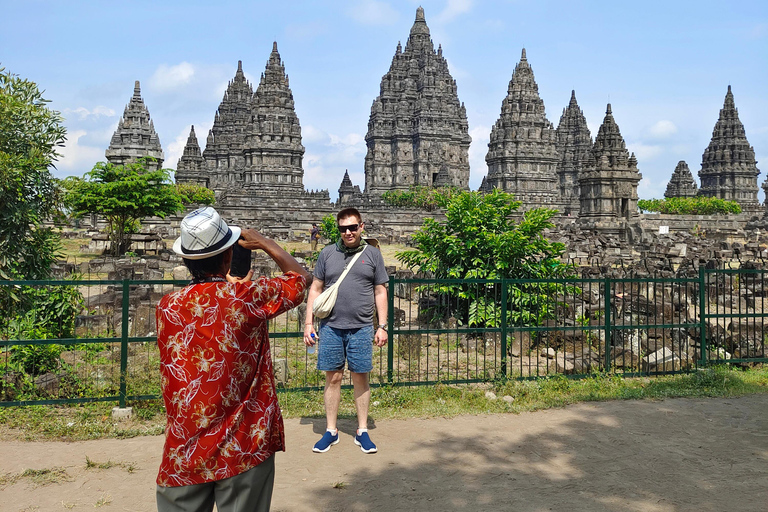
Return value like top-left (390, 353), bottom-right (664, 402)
top-left (2, 0), bottom-right (767, 201)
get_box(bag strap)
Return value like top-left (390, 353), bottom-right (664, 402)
top-left (333, 245), bottom-right (366, 288)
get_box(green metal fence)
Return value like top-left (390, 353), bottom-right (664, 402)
top-left (1, 267), bottom-right (767, 407)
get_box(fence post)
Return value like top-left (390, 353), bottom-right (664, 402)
top-left (699, 266), bottom-right (707, 367)
top-left (500, 278), bottom-right (508, 379)
top-left (604, 277), bottom-right (611, 372)
top-left (119, 279), bottom-right (129, 408)
top-left (387, 275), bottom-right (394, 385)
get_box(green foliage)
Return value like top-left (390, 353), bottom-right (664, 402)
top-left (8, 282), bottom-right (84, 375)
top-left (318, 214), bottom-right (340, 244)
top-left (381, 186), bottom-right (458, 211)
top-left (0, 67), bottom-right (66, 280)
top-left (175, 182), bottom-right (216, 205)
top-left (638, 197), bottom-right (741, 215)
top-left (64, 159), bottom-right (210, 256)
top-left (397, 189), bottom-right (575, 327)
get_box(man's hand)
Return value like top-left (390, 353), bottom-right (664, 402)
top-left (374, 327), bottom-right (388, 347)
top-left (238, 228), bottom-right (270, 251)
top-left (226, 270), bottom-right (253, 284)
top-left (303, 323), bottom-right (317, 348)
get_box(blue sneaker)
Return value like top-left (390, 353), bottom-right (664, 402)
top-left (354, 430), bottom-right (377, 454)
top-left (313, 430), bottom-right (339, 453)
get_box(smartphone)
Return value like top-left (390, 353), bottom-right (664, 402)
top-left (230, 239), bottom-right (252, 278)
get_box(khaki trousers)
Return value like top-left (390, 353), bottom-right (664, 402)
top-left (156, 455), bottom-right (275, 512)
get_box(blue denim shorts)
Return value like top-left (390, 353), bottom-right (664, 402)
top-left (317, 324), bottom-right (374, 373)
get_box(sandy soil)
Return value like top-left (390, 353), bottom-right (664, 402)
top-left (2, 395), bottom-right (767, 512)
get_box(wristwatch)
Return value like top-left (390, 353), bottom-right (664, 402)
top-left (377, 324), bottom-right (387, 331)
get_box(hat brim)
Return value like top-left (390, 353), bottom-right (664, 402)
top-left (173, 226), bottom-right (242, 260)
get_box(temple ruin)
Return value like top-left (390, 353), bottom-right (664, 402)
top-left (578, 104), bottom-right (642, 235)
top-left (664, 161), bottom-right (698, 198)
top-left (363, 6), bottom-right (471, 195)
top-left (95, 7), bottom-right (763, 246)
top-left (105, 81), bottom-right (164, 170)
top-left (482, 49), bottom-right (560, 209)
top-left (698, 86), bottom-right (760, 213)
top-left (555, 90), bottom-right (593, 215)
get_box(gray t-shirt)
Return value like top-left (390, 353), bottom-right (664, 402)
top-left (314, 244), bottom-right (388, 329)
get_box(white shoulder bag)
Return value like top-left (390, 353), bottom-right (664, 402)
top-left (312, 246), bottom-right (367, 319)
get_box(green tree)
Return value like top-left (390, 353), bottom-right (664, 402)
top-left (638, 197), bottom-right (741, 215)
top-left (64, 159), bottom-right (214, 256)
top-left (318, 213), bottom-right (340, 244)
top-left (397, 189), bottom-right (575, 327)
top-left (0, 67), bottom-right (66, 280)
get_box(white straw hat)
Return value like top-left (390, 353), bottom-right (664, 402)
top-left (172, 207), bottom-right (241, 260)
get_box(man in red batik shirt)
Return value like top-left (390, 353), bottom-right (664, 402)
top-left (156, 207), bottom-right (309, 512)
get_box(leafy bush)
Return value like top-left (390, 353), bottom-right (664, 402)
top-left (381, 186), bottom-right (458, 211)
top-left (638, 197), bottom-right (741, 215)
top-left (397, 189), bottom-right (576, 327)
top-left (318, 214), bottom-right (340, 244)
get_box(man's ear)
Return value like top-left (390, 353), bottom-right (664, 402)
top-left (221, 246), bottom-right (234, 274)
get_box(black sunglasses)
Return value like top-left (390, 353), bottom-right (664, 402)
top-left (338, 223), bottom-right (360, 233)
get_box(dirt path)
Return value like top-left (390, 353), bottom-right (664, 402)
top-left (2, 395), bottom-right (767, 512)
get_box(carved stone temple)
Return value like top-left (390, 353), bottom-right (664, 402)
top-left (698, 86), bottom-right (760, 213)
top-left (174, 46), bottom-right (331, 230)
top-left (105, 81), bottom-right (164, 170)
top-left (363, 6), bottom-right (471, 196)
top-left (664, 161), bottom-right (698, 198)
top-left (578, 104), bottom-right (642, 234)
top-left (483, 49), bottom-right (560, 209)
top-left (555, 90), bottom-right (593, 215)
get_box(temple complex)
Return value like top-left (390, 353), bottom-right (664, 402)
top-left (578, 104), bottom-right (642, 235)
top-left (664, 161), bottom-right (698, 198)
top-left (483, 49), bottom-right (560, 209)
top-left (698, 86), bottom-right (760, 213)
top-left (363, 7), bottom-right (471, 195)
top-left (554, 90), bottom-right (593, 215)
top-left (105, 81), bottom-right (164, 170)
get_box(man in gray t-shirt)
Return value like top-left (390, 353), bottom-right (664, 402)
top-left (304, 208), bottom-right (388, 454)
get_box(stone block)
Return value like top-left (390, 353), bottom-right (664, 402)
top-left (642, 347), bottom-right (680, 372)
top-left (273, 358), bottom-right (288, 386)
top-left (111, 407), bottom-right (133, 419)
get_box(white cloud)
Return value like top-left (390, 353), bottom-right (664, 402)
top-left (302, 127), bottom-right (367, 198)
top-left (629, 143), bottom-right (664, 161)
top-left (348, 0), bottom-right (399, 25)
top-left (468, 124), bottom-right (489, 190)
top-left (749, 23), bottom-right (768, 39)
top-left (56, 130), bottom-right (104, 176)
top-left (435, 0), bottom-right (473, 24)
top-left (150, 62), bottom-right (195, 92)
top-left (647, 120), bottom-right (678, 139)
top-left (62, 106), bottom-right (116, 121)
top-left (637, 178), bottom-right (667, 200)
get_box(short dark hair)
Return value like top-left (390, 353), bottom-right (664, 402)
top-left (183, 251), bottom-right (228, 281)
top-left (337, 207), bottom-right (362, 223)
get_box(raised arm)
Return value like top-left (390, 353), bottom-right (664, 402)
top-left (238, 228), bottom-right (310, 280)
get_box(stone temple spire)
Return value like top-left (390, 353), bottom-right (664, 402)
top-left (175, 125), bottom-right (205, 186)
top-left (245, 41), bottom-right (305, 191)
top-left (664, 160), bottom-right (698, 198)
top-left (364, 6), bottom-right (471, 195)
top-left (555, 90), bottom-right (592, 215)
top-left (105, 80), bottom-right (164, 170)
top-left (698, 86), bottom-right (760, 213)
top-left (579, 104), bottom-right (642, 231)
top-left (338, 170), bottom-right (361, 204)
top-left (484, 48), bottom-right (559, 209)
top-left (202, 61), bottom-right (253, 178)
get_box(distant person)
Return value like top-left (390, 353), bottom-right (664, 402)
top-left (304, 207), bottom-right (388, 454)
top-left (155, 206), bottom-right (309, 512)
top-left (310, 223), bottom-right (320, 251)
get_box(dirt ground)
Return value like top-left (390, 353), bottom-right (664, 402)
top-left (1, 395), bottom-right (767, 512)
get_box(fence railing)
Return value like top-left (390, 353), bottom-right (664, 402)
top-left (2, 267), bottom-right (767, 407)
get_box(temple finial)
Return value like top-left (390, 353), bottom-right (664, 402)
top-left (133, 80), bottom-right (141, 97)
top-left (606, 103), bottom-right (612, 115)
top-left (272, 41), bottom-right (278, 52)
top-left (416, 6), bottom-right (425, 21)
top-left (521, 48), bottom-right (526, 60)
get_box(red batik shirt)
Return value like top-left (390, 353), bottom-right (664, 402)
top-left (156, 272), bottom-right (306, 487)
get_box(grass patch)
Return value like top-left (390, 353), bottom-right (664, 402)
top-left (84, 456), bottom-right (137, 473)
top-left (0, 467), bottom-right (72, 487)
top-left (1, 366), bottom-right (766, 441)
